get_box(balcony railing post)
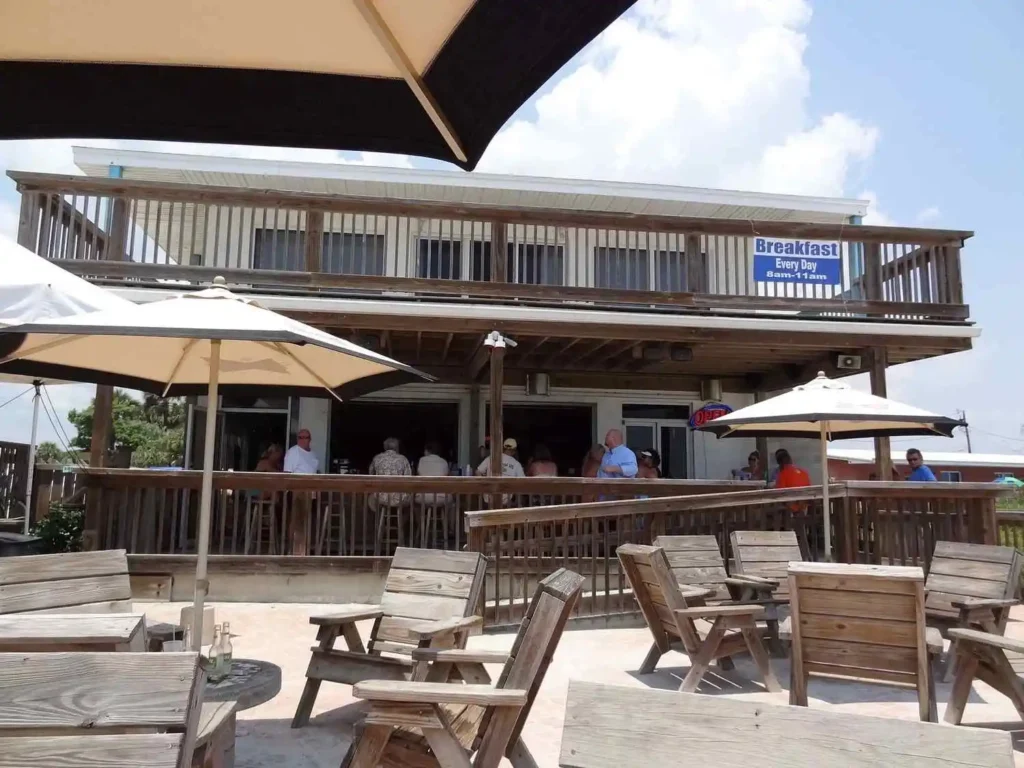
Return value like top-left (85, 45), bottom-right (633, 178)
top-left (863, 242), bottom-right (883, 300)
top-left (685, 233), bottom-right (704, 292)
top-left (491, 220), bottom-right (507, 282)
top-left (107, 196), bottom-right (130, 261)
top-left (305, 210), bottom-right (324, 273)
top-left (17, 191), bottom-right (39, 250)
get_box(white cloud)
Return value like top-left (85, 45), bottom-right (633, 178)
top-left (915, 206), bottom-right (940, 224)
top-left (478, 0), bottom-right (877, 198)
top-left (859, 190), bottom-right (894, 226)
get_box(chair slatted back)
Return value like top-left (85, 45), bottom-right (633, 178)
top-left (0, 549), bottom-right (131, 615)
top-left (472, 568), bottom-right (584, 767)
top-left (789, 563), bottom-right (930, 701)
top-left (654, 535), bottom-right (730, 602)
top-left (924, 542), bottom-right (1022, 620)
top-left (617, 544), bottom-right (704, 654)
top-left (730, 530), bottom-right (803, 601)
top-left (558, 681), bottom-right (1012, 767)
top-left (371, 548), bottom-right (487, 652)
top-left (0, 651), bottom-right (204, 768)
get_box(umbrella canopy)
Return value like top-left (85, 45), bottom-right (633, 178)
top-left (699, 372), bottom-right (962, 440)
top-left (0, 0), bottom-right (635, 170)
top-left (1, 279), bottom-right (431, 393)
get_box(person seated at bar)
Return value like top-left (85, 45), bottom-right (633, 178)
top-left (905, 448), bottom-right (937, 481)
top-left (368, 437), bottom-right (412, 511)
top-left (527, 444), bottom-right (558, 477)
top-left (637, 449), bottom-right (661, 479)
top-left (772, 449), bottom-right (811, 489)
top-left (732, 450), bottom-right (761, 480)
top-left (416, 440), bottom-right (449, 506)
top-left (582, 443), bottom-right (605, 478)
top-left (598, 429), bottom-right (638, 479)
top-left (476, 438), bottom-right (525, 477)
top-left (284, 428), bottom-right (319, 473)
top-left (254, 443), bottom-right (283, 472)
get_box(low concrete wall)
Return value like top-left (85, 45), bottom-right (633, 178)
top-left (128, 555), bottom-right (391, 604)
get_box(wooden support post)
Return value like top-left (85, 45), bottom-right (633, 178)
top-left (754, 391), bottom-right (769, 482)
top-left (488, 344), bottom-right (505, 479)
top-left (17, 192), bottom-right (39, 249)
top-left (107, 196), bottom-right (130, 261)
top-left (491, 221), bottom-right (507, 282)
top-left (83, 385), bottom-right (114, 551)
top-left (863, 242), bottom-right (883, 301)
top-left (305, 210), bottom-right (324, 273)
top-left (868, 348), bottom-right (892, 481)
top-left (469, 383), bottom-right (480, 464)
top-left (685, 233), bottom-right (704, 292)
top-left (291, 492), bottom-right (311, 556)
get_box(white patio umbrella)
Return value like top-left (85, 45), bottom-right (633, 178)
top-left (0, 235), bottom-right (135, 530)
top-left (697, 371), bottom-right (961, 559)
top-left (1, 276), bottom-right (432, 648)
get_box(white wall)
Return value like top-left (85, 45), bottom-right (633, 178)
top-left (297, 397), bottom-right (330, 470)
top-left (692, 391), bottom-right (757, 480)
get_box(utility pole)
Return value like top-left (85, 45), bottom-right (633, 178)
top-left (957, 409), bottom-right (973, 453)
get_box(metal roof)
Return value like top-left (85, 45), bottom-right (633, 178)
top-left (73, 146), bottom-right (868, 224)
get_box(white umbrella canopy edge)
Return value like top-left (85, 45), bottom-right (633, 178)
top-left (696, 372), bottom-right (963, 560)
top-left (1, 279), bottom-right (434, 649)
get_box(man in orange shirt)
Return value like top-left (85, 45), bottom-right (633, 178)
top-left (773, 449), bottom-right (811, 512)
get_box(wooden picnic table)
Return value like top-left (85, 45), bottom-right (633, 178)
top-left (0, 613), bottom-right (147, 652)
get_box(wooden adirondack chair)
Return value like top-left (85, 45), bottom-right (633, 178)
top-left (787, 562), bottom-right (941, 722)
top-left (0, 548), bottom-right (132, 614)
top-left (729, 530), bottom-right (804, 650)
top-left (0, 651), bottom-right (205, 768)
top-left (293, 548), bottom-right (488, 728)
top-left (559, 681), bottom-right (1014, 768)
top-left (944, 627), bottom-right (1024, 725)
top-left (653, 534), bottom-right (778, 604)
top-left (616, 543), bottom-right (779, 693)
top-left (340, 568), bottom-right (584, 768)
top-left (923, 541), bottom-right (1022, 681)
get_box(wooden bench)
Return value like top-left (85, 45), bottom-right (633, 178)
top-left (0, 651), bottom-right (205, 768)
top-left (787, 562), bottom-right (939, 722)
top-left (293, 547), bottom-right (487, 728)
top-left (343, 568), bottom-right (584, 768)
top-left (559, 680), bottom-right (1014, 767)
top-left (617, 543), bottom-right (779, 693)
top-left (0, 548), bottom-right (132, 615)
top-left (924, 541), bottom-right (1022, 681)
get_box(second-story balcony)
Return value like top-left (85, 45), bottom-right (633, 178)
top-left (10, 170), bottom-right (971, 324)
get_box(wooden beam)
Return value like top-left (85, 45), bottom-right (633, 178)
top-left (491, 221), bottom-right (507, 283)
top-left (16, 191), bottom-right (38, 248)
top-left (515, 336), bottom-right (549, 364)
top-left (488, 345), bottom-right (505, 481)
top-left (414, 331), bottom-right (422, 362)
top-left (352, 0), bottom-right (468, 164)
top-left (540, 338), bottom-right (582, 368)
top-left (593, 340), bottom-right (643, 367)
top-left (754, 391), bottom-right (769, 483)
top-left (304, 210), bottom-right (323, 273)
top-left (869, 348), bottom-right (893, 480)
top-left (467, 335), bottom-right (490, 381)
top-left (381, 330), bottom-right (391, 356)
top-left (84, 384), bottom-right (114, 551)
top-left (564, 339), bottom-right (614, 367)
top-left (440, 332), bottom-right (454, 364)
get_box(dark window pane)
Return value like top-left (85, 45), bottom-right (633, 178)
top-left (594, 247), bottom-right (649, 290)
top-left (471, 241), bottom-right (565, 285)
top-left (252, 228), bottom-right (305, 271)
top-left (418, 239), bottom-right (462, 279)
top-left (322, 232), bottom-right (385, 275)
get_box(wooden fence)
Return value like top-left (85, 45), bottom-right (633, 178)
top-left (0, 441), bottom-right (29, 519)
top-left (466, 481), bottom-right (1009, 629)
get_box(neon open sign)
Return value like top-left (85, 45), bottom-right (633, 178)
top-left (689, 402), bottom-right (733, 429)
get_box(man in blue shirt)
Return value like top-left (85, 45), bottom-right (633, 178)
top-left (598, 429), bottom-right (638, 479)
top-left (906, 448), bottom-right (937, 481)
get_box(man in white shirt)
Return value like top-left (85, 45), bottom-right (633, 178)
top-left (283, 428), bottom-right (320, 474)
top-left (476, 438), bottom-right (525, 477)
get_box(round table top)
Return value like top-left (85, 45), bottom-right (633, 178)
top-left (203, 658), bottom-right (282, 711)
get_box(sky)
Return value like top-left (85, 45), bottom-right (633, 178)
top-left (0, 0), bottom-right (1022, 458)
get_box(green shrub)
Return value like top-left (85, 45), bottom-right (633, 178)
top-left (32, 504), bottom-right (85, 553)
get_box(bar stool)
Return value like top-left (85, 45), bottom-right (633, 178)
top-left (417, 493), bottom-right (451, 549)
top-left (372, 494), bottom-right (409, 556)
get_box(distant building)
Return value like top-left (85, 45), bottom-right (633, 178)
top-left (828, 448), bottom-right (1024, 483)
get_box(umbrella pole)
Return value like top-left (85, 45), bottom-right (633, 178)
top-left (23, 381), bottom-right (41, 535)
top-left (820, 421), bottom-right (831, 561)
top-left (192, 340), bottom-right (221, 651)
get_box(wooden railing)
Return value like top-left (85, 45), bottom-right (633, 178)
top-left (997, 510), bottom-right (1024, 549)
top-left (78, 468), bottom-right (757, 557)
top-left (11, 172), bottom-right (971, 322)
top-left (466, 481), bottom-right (1010, 628)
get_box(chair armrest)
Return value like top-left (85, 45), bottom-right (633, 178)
top-left (674, 604), bottom-right (765, 619)
top-left (948, 627), bottom-right (1024, 655)
top-left (354, 680), bottom-right (527, 706)
top-left (406, 615), bottom-right (483, 641)
top-left (951, 598), bottom-right (1019, 611)
top-left (410, 648), bottom-right (509, 664)
top-left (727, 574), bottom-right (780, 588)
top-left (310, 603), bottom-right (383, 626)
top-left (678, 585), bottom-right (718, 601)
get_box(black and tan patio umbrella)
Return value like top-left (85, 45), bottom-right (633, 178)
top-left (0, 0), bottom-right (636, 169)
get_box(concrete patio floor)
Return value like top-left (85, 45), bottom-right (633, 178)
top-left (142, 601), bottom-right (1024, 767)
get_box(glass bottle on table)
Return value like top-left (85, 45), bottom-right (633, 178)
top-left (220, 622), bottom-right (234, 677)
top-left (208, 624), bottom-right (224, 682)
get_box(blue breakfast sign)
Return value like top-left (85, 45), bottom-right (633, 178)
top-left (753, 237), bottom-right (841, 285)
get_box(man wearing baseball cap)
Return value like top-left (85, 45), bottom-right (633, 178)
top-left (475, 437), bottom-right (526, 478)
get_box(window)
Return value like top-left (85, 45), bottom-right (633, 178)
top-left (996, 472), bottom-right (1016, 480)
top-left (470, 242), bottom-right (565, 284)
top-left (252, 229), bottom-right (385, 275)
top-left (656, 249), bottom-right (709, 292)
top-left (418, 238), bottom-right (462, 279)
top-left (594, 247), bottom-right (650, 290)
top-left (940, 470), bottom-right (962, 482)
